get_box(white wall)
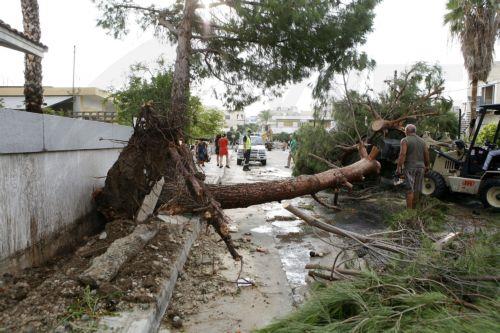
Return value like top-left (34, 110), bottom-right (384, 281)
top-left (0, 109), bottom-right (132, 270)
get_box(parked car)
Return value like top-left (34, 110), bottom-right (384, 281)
top-left (237, 135), bottom-right (267, 166)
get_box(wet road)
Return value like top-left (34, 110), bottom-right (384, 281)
top-left (164, 148), bottom-right (393, 333)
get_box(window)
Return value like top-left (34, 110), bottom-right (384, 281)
top-left (283, 120), bottom-right (294, 127)
top-left (482, 85), bottom-right (495, 105)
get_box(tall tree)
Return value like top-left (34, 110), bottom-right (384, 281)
top-left (444, 0), bottom-right (499, 129)
top-left (258, 110), bottom-right (272, 127)
top-left (93, 0), bottom-right (381, 259)
top-left (21, 0), bottom-right (44, 113)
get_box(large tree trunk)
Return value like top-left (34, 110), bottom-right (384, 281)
top-left (21, 0), bottom-right (43, 114)
top-left (158, 146), bottom-right (381, 213)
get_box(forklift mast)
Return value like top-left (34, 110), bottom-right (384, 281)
top-left (461, 104), bottom-right (500, 177)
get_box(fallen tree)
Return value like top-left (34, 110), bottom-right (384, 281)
top-left (90, 0), bottom-right (381, 261)
top-left (157, 146), bottom-right (380, 213)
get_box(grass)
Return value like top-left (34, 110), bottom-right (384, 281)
top-left (57, 286), bottom-right (118, 332)
top-left (256, 231), bottom-right (500, 333)
top-left (386, 197), bottom-right (448, 232)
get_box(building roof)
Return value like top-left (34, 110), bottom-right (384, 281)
top-left (0, 19), bottom-right (48, 57)
top-left (0, 87), bottom-right (109, 99)
top-left (1, 96), bottom-right (72, 110)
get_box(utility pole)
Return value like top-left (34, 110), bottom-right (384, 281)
top-left (72, 45), bottom-right (76, 114)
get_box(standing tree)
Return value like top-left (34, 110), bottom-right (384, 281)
top-left (92, 0), bottom-right (382, 259)
top-left (444, 0), bottom-right (499, 130)
top-left (258, 109), bottom-right (272, 129)
top-left (21, 0), bottom-right (44, 113)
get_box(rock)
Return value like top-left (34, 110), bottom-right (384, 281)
top-left (172, 316), bottom-right (183, 328)
top-left (149, 244), bottom-right (159, 250)
top-left (81, 314), bottom-right (90, 321)
top-left (256, 247), bottom-right (269, 254)
top-left (152, 260), bottom-right (163, 267)
top-left (98, 231), bottom-right (107, 240)
top-left (228, 225), bottom-right (239, 233)
top-left (244, 232), bottom-right (252, 236)
top-left (54, 325), bottom-right (67, 333)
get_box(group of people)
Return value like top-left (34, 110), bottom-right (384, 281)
top-left (194, 133), bottom-right (231, 168)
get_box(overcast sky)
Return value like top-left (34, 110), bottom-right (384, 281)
top-left (1, 0), bottom-right (499, 115)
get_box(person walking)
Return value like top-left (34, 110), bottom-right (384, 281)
top-left (196, 140), bottom-right (208, 167)
top-left (285, 135), bottom-right (298, 168)
top-left (242, 129), bottom-right (252, 171)
top-left (214, 134), bottom-right (221, 166)
top-left (397, 124), bottom-right (430, 209)
top-left (219, 133), bottom-right (230, 168)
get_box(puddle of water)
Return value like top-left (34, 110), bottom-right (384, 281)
top-left (278, 243), bottom-right (311, 287)
top-left (271, 220), bottom-right (302, 234)
top-left (251, 225), bottom-right (273, 234)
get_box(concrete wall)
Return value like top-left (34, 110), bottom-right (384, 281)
top-left (0, 109), bottom-right (132, 271)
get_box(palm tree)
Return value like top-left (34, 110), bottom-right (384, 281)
top-left (258, 110), bottom-right (272, 127)
top-left (444, 0), bottom-right (499, 130)
top-left (21, 0), bottom-right (43, 113)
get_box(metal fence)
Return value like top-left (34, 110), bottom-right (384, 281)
top-left (69, 111), bottom-right (116, 123)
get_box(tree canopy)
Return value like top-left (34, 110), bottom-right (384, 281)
top-left (110, 62), bottom-right (224, 139)
top-left (294, 62), bottom-right (458, 175)
top-left (444, 0), bottom-right (499, 123)
top-left (93, 0), bottom-right (380, 109)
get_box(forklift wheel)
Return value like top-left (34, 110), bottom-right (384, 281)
top-left (479, 179), bottom-right (500, 209)
top-left (422, 171), bottom-right (447, 198)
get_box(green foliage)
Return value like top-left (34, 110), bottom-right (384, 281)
top-left (274, 132), bottom-right (291, 142)
top-left (477, 122), bottom-right (498, 145)
top-left (257, 231), bottom-right (500, 333)
top-left (93, 0), bottom-right (380, 109)
top-left (258, 110), bottom-right (272, 125)
top-left (189, 106), bottom-right (225, 139)
top-left (110, 62), bottom-right (223, 139)
top-left (0, 97), bottom-right (4, 108)
top-left (110, 63), bottom-right (175, 126)
top-left (293, 124), bottom-right (339, 175)
top-left (387, 197), bottom-right (448, 232)
top-left (236, 123), bottom-right (259, 134)
top-left (444, 0), bottom-right (498, 82)
top-left (294, 63), bottom-right (459, 175)
top-left (42, 107), bottom-right (67, 117)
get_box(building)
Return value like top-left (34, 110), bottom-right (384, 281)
top-left (0, 86), bottom-right (116, 122)
top-left (0, 19), bottom-right (47, 57)
top-left (463, 61), bottom-right (500, 127)
top-left (270, 115), bottom-right (333, 134)
top-left (223, 110), bottom-right (245, 131)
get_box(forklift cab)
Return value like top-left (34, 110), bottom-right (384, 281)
top-left (461, 104), bottom-right (500, 178)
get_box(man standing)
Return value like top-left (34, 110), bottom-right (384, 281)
top-left (242, 129), bottom-right (252, 171)
top-left (285, 135), bottom-right (298, 168)
top-left (397, 124), bottom-right (430, 209)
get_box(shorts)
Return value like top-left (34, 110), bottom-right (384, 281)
top-left (404, 168), bottom-right (424, 193)
top-left (215, 148), bottom-right (220, 155)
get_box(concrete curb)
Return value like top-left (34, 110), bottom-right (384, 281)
top-left (97, 216), bottom-right (203, 332)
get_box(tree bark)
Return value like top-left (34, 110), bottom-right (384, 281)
top-left (21, 0), bottom-right (43, 113)
top-left (158, 146), bottom-right (381, 213)
top-left (470, 77), bottom-right (478, 131)
top-left (78, 222), bottom-right (158, 287)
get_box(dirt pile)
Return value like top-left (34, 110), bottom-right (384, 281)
top-left (0, 218), bottom-right (191, 332)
